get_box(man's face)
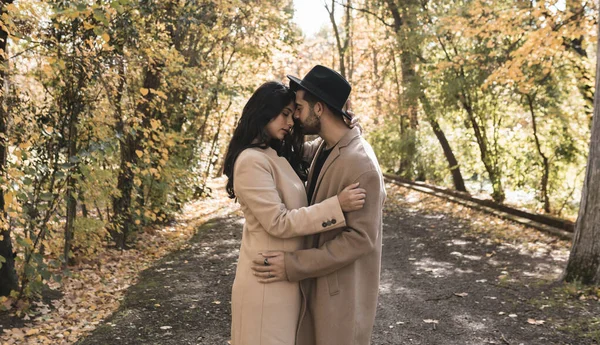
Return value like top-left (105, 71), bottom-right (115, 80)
top-left (294, 90), bottom-right (320, 135)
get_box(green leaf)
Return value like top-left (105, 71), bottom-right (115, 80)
top-left (93, 9), bottom-right (109, 26)
top-left (41, 269), bottom-right (51, 281)
top-left (40, 192), bottom-right (54, 201)
top-left (16, 236), bottom-right (33, 249)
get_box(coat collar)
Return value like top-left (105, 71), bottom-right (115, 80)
top-left (307, 127), bottom-right (361, 204)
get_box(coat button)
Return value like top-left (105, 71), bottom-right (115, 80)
top-left (322, 222), bottom-right (328, 228)
top-left (331, 219), bottom-right (337, 224)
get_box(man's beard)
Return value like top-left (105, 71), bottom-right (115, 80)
top-left (301, 107), bottom-right (321, 135)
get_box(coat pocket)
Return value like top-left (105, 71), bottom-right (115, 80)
top-left (326, 272), bottom-right (340, 296)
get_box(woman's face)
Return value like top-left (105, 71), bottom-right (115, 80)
top-left (266, 101), bottom-right (295, 140)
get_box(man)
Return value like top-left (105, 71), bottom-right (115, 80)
top-left (251, 65), bottom-right (386, 345)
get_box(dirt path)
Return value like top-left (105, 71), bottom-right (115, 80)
top-left (76, 185), bottom-right (598, 345)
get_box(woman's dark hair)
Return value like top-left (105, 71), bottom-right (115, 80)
top-left (223, 81), bottom-right (308, 199)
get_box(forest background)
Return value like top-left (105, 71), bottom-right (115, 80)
top-left (0, 0), bottom-right (597, 320)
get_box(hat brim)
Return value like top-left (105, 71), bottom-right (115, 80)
top-left (287, 74), bottom-right (352, 121)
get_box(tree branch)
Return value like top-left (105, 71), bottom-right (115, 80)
top-left (332, 0), bottom-right (393, 28)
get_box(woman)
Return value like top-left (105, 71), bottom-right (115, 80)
top-left (223, 81), bottom-right (365, 345)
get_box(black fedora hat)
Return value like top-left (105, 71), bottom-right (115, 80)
top-left (287, 65), bottom-right (352, 121)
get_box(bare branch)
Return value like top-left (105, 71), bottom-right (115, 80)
top-left (333, 0), bottom-right (393, 28)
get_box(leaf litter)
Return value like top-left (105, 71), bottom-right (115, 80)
top-left (0, 178), bottom-right (236, 345)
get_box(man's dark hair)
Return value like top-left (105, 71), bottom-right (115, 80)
top-left (301, 90), bottom-right (346, 120)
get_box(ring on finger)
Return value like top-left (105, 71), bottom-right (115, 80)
top-left (264, 258), bottom-right (270, 266)
top-left (268, 272), bottom-right (273, 278)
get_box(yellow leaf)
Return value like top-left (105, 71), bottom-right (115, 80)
top-left (150, 119), bottom-right (160, 131)
top-left (135, 150), bottom-right (143, 158)
top-left (140, 88), bottom-right (149, 96)
top-left (155, 90), bottom-right (168, 100)
top-left (3, 191), bottom-right (14, 211)
top-left (26, 328), bottom-right (40, 336)
top-left (102, 33), bottom-right (110, 43)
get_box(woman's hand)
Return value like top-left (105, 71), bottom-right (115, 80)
top-left (337, 182), bottom-right (366, 212)
top-left (344, 110), bottom-right (363, 133)
top-left (251, 252), bottom-right (287, 283)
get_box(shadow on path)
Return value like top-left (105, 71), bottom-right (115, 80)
top-left (77, 189), bottom-right (596, 345)
top-left (76, 213), bottom-right (241, 345)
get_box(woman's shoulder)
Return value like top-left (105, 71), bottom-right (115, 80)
top-left (235, 147), bottom-right (275, 168)
top-left (238, 147), bottom-right (269, 160)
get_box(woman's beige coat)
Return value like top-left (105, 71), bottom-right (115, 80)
top-left (230, 146), bottom-right (346, 345)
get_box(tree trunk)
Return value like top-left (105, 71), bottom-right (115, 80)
top-left (386, 0), bottom-right (419, 179)
top-left (110, 61), bottom-right (130, 249)
top-left (421, 95), bottom-right (467, 192)
top-left (0, 0), bottom-right (18, 297)
top-left (112, 63), bottom-right (161, 248)
top-left (326, 0), bottom-right (351, 79)
top-left (64, 110), bottom-right (78, 268)
top-left (563, 10), bottom-right (600, 284)
top-left (63, 17), bottom-right (87, 264)
top-left (459, 95), bottom-right (505, 202)
top-left (526, 94), bottom-right (551, 213)
top-left (203, 100), bottom-right (229, 184)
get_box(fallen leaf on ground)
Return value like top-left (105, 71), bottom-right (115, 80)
top-left (527, 318), bottom-right (545, 325)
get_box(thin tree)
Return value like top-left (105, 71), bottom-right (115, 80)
top-left (0, 0), bottom-right (18, 297)
top-left (325, 0), bottom-right (352, 79)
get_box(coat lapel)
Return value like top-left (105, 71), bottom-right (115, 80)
top-left (308, 127), bottom-right (361, 205)
top-left (305, 140), bottom-right (325, 197)
top-left (309, 145), bottom-right (341, 205)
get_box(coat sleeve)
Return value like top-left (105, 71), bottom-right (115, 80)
top-left (302, 138), bottom-right (323, 163)
top-left (284, 169), bottom-right (385, 281)
top-left (233, 150), bottom-right (346, 239)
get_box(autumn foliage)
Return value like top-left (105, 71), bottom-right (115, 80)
top-left (0, 0), bottom-right (598, 341)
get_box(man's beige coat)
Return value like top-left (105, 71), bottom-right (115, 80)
top-left (285, 127), bottom-right (386, 345)
top-left (230, 147), bottom-right (347, 345)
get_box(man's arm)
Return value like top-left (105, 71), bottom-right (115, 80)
top-left (284, 169), bottom-right (385, 281)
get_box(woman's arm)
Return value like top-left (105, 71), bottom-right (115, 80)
top-left (233, 150), bottom-right (364, 239)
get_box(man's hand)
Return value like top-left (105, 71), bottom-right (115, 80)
top-left (251, 251), bottom-right (287, 283)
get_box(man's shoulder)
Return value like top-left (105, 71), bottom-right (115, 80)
top-left (339, 136), bottom-right (380, 171)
